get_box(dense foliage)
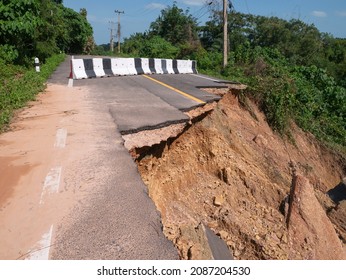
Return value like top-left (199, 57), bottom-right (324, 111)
top-left (225, 46), bottom-right (346, 147)
top-left (122, 33), bottom-right (179, 59)
top-left (0, 0), bottom-right (94, 130)
top-left (0, 0), bottom-right (94, 65)
top-left (119, 3), bottom-right (345, 149)
top-left (122, 2), bottom-right (200, 59)
top-left (1, 0), bottom-right (345, 149)
top-left (200, 11), bottom-right (346, 87)
top-left (149, 3), bottom-right (199, 46)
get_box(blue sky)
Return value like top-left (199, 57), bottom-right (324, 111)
top-left (63, 0), bottom-right (346, 44)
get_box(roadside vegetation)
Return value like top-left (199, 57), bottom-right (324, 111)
top-left (1, 1), bottom-right (345, 151)
top-left (0, 53), bottom-right (65, 130)
top-left (0, 0), bottom-right (94, 131)
top-left (94, 2), bottom-right (345, 150)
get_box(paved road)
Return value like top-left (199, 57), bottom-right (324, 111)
top-left (75, 76), bottom-right (190, 135)
top-left (71, 55), bottom-right (228, 134)
top-left (48, 57), bottom-right (183, 259)
top-left (72, 75), bottom-right (224, 134)
top-left (1, 56), bottom-right (228, 260)
top-left (49, 57), bottom-right (228, 259)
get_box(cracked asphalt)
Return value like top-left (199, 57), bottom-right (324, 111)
top-left (1, 56), bottom-right (228, 260)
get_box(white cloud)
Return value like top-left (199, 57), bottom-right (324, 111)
top-left (180, 0), bottom-right (205, 6)
top-left (336, 11), bottom-right (346, 17)
top-left (311, 10), bottom-right (327, 18)
top-left (145, 3), bottom-right (167, 10)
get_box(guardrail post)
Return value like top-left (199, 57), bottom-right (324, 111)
top-left (34, 57), bottom-right (40, 72)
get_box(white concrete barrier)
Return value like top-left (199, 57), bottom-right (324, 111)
top-left (72, 59), bottom-right (88, 79)
top-left (177, 60), bottom-right (187, 74)
top-left (112, 58), bottom-right (129, 75)
top-left (165, 59), bottom-right (175, 74)
top-left (154, 59), bottom-right (164, 74)
top-left (141, 58), bottom-right (152, 74)
top-left (125, 58), bottom-right (137, 75)
top-left (71, 57), bottom-right (198, 79)
top-left (93, 58), bottom-right (106, 77)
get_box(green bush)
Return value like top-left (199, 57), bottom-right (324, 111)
top-left (123, 34), bottom-right (179, 59)
top-left (209, 46), bottom-right (346, 148)
top-left (292, 65), bottom-right (346, 146)
top-left (0, 45), bottom-right (19, 64)
top-left (141, 36), bottom-right (179, 58)
top-left (193, 47), bottom-right (222, 72)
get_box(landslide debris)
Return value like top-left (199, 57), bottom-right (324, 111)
top-left (133, 91), bottom-right (346, 260)
top-left (287, 173), bottom-right (345, 259)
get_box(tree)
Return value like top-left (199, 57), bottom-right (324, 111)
top-left (149, 2), bottom-right (199, 46)
top-left (141, 36), bottom-right (179, 58)
top-left (200, 10), bottom-right (346, 84)
top-left (0, 0), bottom-right (94, 64)
top-left (0, 0), bottom-right (42, 63)
top-left (35, 0), bottom-right (60, 60)
top-left (123, 33), bottom-right (178, 58)
top-left (60, 7), bottom-right (94, 54)
top-left (80, 8), bottom-right (87, 19)
top-left (123, 33), bottom-right (148, 56)
top-left (199, 17), bottom-right (223, 52)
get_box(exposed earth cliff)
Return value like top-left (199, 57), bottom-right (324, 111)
top-left (127, 89), bottom-right (346, 260)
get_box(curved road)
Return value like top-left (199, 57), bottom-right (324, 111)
top-left (0, 56), bottom-right (227, 260)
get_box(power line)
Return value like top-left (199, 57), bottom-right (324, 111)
top-left (196, 9), bottom-right (211, 21)
top-left (192, 2), bottom-right (210, 18)
top-left (192, 6), bottom-right (206, 18)
top-left (244, 0), bottom-right (250, 14)
top-left (194, 1), bottom-right (214, 21)
top-left (229, 0), bottom-right (234, 12)
top-left (127, 0), bottom-right (171, 17)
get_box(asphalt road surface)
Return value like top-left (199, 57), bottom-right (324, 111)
top-left (70, 58), bottom-right (226, 134)
top-left (0, 56), bottom-right (228, 260)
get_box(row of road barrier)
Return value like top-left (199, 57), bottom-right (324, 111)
top-left (71, 57), bottom-right (198, 80)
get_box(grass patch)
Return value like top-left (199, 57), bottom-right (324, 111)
top-left (0, 54), bottom-right (66, 131)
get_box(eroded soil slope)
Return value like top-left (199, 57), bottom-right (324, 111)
top-left (136, 92), bottom-right (346, 260)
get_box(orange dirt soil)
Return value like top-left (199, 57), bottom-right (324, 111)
top-left (0, 83), bottom-right (101, 259)
top-left (136, 92), bottom-right (346, 260)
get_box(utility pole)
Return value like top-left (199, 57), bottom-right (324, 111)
top-left (114, 10), bottom-right (124, 53)
top-left (223, 0), bottom-right (228, 68)
top-left (109, 21), bottom-right (115, 52)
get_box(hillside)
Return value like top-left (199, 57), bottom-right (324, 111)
top-left (128, 88), bottom-right (346, 259)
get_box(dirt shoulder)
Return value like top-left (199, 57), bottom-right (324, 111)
top-left (0, 84), bottom-right (87, 259)
top-left (0, 79), bottom-right (177, 260)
